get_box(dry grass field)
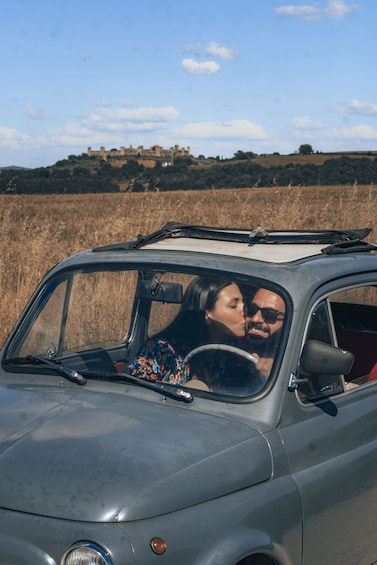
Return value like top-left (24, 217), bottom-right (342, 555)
top-left (0, 183), bottom-right (375, 346)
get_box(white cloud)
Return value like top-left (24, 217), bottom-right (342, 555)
top-left (182, 58), bottom-right (221, 75)
top-left (181, 41), bottom-right (237, 76)
top-left (63, 124), bottom-right (97, 137)
top-left (275, 0), bottom-right (358, 21)
top-left (334, 99), bottom-right (377, 115)
top-left (0, 126), bottom-right (23, 140)
top-left (330, 124), bottom-right (377, 140)
top-left (183, 41), bottom-right (238, 60)
top-left (289, 116), bottom-right (323, 129)
top-left (205, 41), bottom-right (238, 60)
top-left (133, 122), bottom-right (172, 131)
top-left (83, 105), bottom-right (180, 131)
top-left (178, 119), bottom-right (269, 140)
top-left (35, 105), bottom-right (182, 149)
top-left (276, 5), bottom-right (320, 20)
top-left (46, 124), bottom-right (122, 147)
top-left (0, 126), bottom-right (30, 149)
top-left (324, 0), bottom-right (358, 19)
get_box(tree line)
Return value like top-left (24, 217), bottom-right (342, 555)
top-left (1, 153), bottom-right (377, 194)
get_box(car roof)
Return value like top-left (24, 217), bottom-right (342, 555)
top-left (93, 223), bottom-right (376, 265)
top-left (142, 239), bottom-right (326, 263)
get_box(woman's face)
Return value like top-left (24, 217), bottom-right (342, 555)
top-left (205, 283), bottom-right (246, 339)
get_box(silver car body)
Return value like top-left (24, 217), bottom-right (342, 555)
top-left (0, 224), bottom-right (376, 564)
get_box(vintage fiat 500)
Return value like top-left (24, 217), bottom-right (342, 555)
top-left (0, 223), bottom-right (376, 565)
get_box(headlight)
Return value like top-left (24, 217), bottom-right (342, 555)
top-left (61, 541), bottom-right (112, 565)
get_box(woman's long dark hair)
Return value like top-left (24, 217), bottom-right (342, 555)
top-left (160, 277), bottom-right (235, 347)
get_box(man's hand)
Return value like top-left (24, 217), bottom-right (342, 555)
top-left (252, 353), bottom-right (273, 379)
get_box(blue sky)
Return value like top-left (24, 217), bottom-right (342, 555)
top-left (1, 0), bottom-right (376, 168)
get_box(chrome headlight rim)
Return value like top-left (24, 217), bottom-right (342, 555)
top-left (61, 541), bottom-right (113, 565)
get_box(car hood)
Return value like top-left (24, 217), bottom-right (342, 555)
top-left (0, 383), bottom-right (272, 522)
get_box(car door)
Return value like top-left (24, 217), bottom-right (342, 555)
top-left (279, 281), bottom-right (377, 565)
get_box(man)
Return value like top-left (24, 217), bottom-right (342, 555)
top-left (245, 288), bottom-right (285, 379)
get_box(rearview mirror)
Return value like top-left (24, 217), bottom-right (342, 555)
top-left (136, 279), bottom-right (183, 303)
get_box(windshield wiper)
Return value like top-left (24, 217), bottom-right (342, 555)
top-left (82, 370), bottom-right (194, 403)
top-left (4, 355), bottom-right (87, 386)
top-left (5, 357), bottom-right (193, 402)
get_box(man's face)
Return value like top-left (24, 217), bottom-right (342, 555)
top-left (246, 288), bottom-right (285, 340)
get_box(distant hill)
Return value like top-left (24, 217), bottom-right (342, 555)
top-left (1, 150), bottom-right (377, 194)
top-left (1, 165), bottom-right (31, 171)
top-left (251, 150), bottom-right (377, 168)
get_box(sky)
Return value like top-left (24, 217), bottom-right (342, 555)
top-left (1, 0), bottom-right (376, 168)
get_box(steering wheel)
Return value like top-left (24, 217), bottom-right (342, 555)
top-left (183, 343), bottom-right (258, 366)
top-left (182, 344), bottom-right (258, 390)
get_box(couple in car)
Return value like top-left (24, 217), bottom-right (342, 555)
top-left (129, 277), bottom-right (285, 394)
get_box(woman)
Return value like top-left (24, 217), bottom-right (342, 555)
top-left (129, 276), bottom-right (246, 388)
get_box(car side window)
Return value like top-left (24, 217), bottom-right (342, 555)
top-left (306, 300), bottom-right (336, 345)
top-left (298, 284), bottom-right (377, 402)
top-left (331, 285), bottom-right (377, 387)
top-left (297, 299), bottom-right (345, 402)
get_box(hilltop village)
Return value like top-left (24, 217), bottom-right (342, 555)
top-left (87, 144), bottom-right (191, 166)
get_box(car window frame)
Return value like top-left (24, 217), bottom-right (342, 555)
top-left (296, 276), bottom-right (377, 405)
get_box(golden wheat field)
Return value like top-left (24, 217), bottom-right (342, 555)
top-left (0, 184), bottom-right (376, 346)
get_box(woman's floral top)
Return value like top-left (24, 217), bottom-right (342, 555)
top-left (129, 337), bottom-right (191, 384)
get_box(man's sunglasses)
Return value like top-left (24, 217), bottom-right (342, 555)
top-left (247, 303), bottom-right (285, 324)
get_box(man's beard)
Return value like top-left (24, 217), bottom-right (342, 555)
top-left (247, 321), bottom-right (271, 338)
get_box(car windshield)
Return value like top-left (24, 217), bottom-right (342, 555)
top-left (4, 267), bottom-right (287, 400)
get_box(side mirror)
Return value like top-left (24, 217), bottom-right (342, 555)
top-left (300, 340), bottom-right (354, 376)
top-left (289, 340), bottom-right (355, 400)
